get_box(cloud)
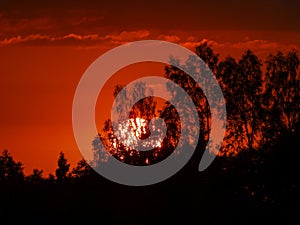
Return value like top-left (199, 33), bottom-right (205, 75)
top-left (179, 38), bottom-right (225, 50)
top-left (0, 34), bottom-right (51, 45)
top-left (231, 39), bottom-right (279, 50)
top-left (157, 34), bottom-right (180, 42)
top-left (0, 29), bottom-right (153, 46)
top-left (59, 33), bottom-right (100, 41)
top-left (0, 33), bottom-right (103, 46)
top-left (0, 31), bottom-right (298, 60)
top-left (104, 30), bottom-right (150, 42)
top-left (178, 38), bottom-right (299, 58)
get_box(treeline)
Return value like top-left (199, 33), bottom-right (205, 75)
top-left (165, 42), bottom-right (300, 154)
top-left (0, 130), bottom-right (299, 225)
top-left (1, 42), bottom-right (299, 191)
top-left (0, 150), bottom-right (96, 185)
top-left (94, 42), bottom-right (300, 167)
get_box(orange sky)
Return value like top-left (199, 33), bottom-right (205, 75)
top-left (1, 0), bottom-right (300, 175)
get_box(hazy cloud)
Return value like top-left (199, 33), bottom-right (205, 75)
top-left (157, 35), bottom-right (181, 42)
top-left (0, 33), bottom-right (102, 46)
top-left (104, 30), bottom-right (150, 42)
top-left (0, 30), bottom-right (298, 60)
top-left (0, 30), bottom-right (150, 46)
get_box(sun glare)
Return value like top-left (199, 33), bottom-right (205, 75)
top-left (114, 117), bottom-right (163, 150)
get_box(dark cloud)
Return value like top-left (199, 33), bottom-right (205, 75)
top-left (0, 0), bottom-right (299, 38)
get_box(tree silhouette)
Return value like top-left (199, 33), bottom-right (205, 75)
top-left (55, 152), bottom-right (70, 182)
top-left (196, 41), bottom-right (219, 74)
top-left (217, 56), bottom-right (241, 153)
top-left (0, 150), bottom-right (24, 184)
top-left (26, 169), bottom-right (44, 184)
top-left (238, 50), bottom-right (263, 151)
top-left (162, 42), bottom-right (225, 170)
top-left (93, 82), bottom-right (175, 166)
top-left (263, 50), bottom-right (300, 144)
top-left (70, 158), bottom-right (94, 180)
top-left (164, 55), bottom-right (210, 145)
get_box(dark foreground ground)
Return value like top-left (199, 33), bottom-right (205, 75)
top-left (1, 134), bottom-right (299, 225)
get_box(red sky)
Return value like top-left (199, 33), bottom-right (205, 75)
top-left (0, 0), bottom-right (300, 175)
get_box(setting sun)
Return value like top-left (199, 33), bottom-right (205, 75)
top-left (113, 117), bottom-right (163, 151)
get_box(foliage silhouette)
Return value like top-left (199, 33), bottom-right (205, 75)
top-left (55, 151), bottom-right (70, 183)
top-left (26, 169), bottom-right (44, 184)
top-left (0, 149), bottom-right (24, 184)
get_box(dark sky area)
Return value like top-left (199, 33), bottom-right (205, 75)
top-left (1, 0), bottom-right (300, 37)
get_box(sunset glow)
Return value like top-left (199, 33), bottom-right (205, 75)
top-left (0, 1), bottom-right (300, 175)
top-left (111, 117), bottom-right (163, 151)
top-left (1, 2), bottom-right (299, 225)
